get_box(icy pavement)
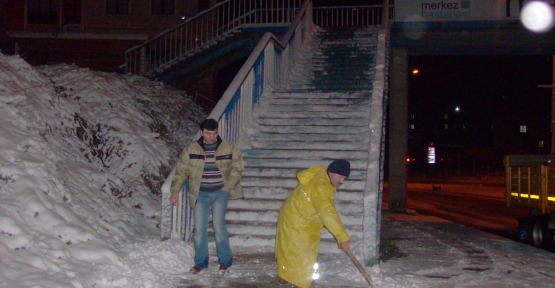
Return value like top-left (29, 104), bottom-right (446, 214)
top-left (170, 243), bottom-right (370, 288)
top-left (170, 209), bottom-right (555, 288)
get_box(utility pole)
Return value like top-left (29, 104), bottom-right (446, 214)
top-left (538, 55), bottom-right (555, 154)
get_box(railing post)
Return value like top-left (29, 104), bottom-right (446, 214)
top-left (140, 47), bottom-right (146, 75)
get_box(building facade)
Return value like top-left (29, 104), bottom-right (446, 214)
top-left (1, 0), bottom-right (218, 72)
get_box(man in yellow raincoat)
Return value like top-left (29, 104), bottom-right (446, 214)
top-left (275, 159), bottom-right (351, 288)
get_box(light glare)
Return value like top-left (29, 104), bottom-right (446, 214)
top-left (520, 1), bottom-right (554, 32)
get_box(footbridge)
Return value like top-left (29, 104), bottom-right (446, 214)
top-left (124, 0), bottom-right (555, 266)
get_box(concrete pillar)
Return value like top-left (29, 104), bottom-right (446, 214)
top-left (388, 48), bottom-right (408, 213)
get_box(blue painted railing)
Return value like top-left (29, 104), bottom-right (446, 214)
top-left (160, 0), bottom-right (392, 267)
top-left (160, 0), bottom-right (316, 242)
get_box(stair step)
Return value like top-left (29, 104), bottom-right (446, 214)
top-left (316, 37), bottom-right (378, 43)
top-left (313, 46), bottom-right (377, 51)
top-left (284, 88), bottom-right (373, 93)
top-left (227, 198), bottom-right (282, 210)
top-left (256, 106), bottom-right (370, 120)
top-left (312, 55), bottom-right (376, 61)
top-left (228, 198), bottom-right (363, 213)
top-left (228, 234), bottom-right (349, 253)
top-left (241, 149), bottom-right (369, 161)
top-left (317, 30), bottom-right (376, 34)
top-left (255, 110), bottom-right (371, 118)
top-left (271, 91), bottom-right (369, 98)
top-left (239, 186), bottom-right (364, 202)
top-left (289, 79), bottom-right (373, 86)
top-left (243, 157), bottom-right (368, 170)
top-left (310, 66), bottom-right (375, 72)
top-left (316, 32), bottom-right (378, 37)
top-left (249, 131), bottom-right (369, 142)
top-left (264, 103), bottom-right (371, 112)
top-left (311, 53), bottom-right (376, 60)
top-left (296, 80), bottom-right (373, 88)
top-left (267, 97), bottom-right (370, 106)
top-left (285, 87), bottom-right (372, 93)
top-left (251, 140), bottom-right (369, 151)
top-left (225, 209), bottom-right (362, 226)
top-left (293, 75), bottom-right (374, 81)
top-left (255, 106), bottom-right (370, 119)
top-left (226, 221), bottom-right (362, 240)
top-left (226, 209), bottom-right (278, 223)
top-left (310, 65), bottom-right (375, 71)
top-left (291, 80), bottom-right (373, 87)
top-left (258, 123), bottom-right (368, 133)
top-left (243, 167), bottom-right (367, 180)
top-left (240, 177), bottom-right (366, 191)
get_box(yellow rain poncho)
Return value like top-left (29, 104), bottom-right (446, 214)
top-left (275, 166), bottom-right (350, 288)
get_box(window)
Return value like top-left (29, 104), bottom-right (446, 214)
top-left (152, 0), bottom-right (174, 15)
top-left (444, 113), bottom-right (448, 119)
top-left (409, 114), bottom-right (415, 119)
top-left (28, 0), bottom-right (60, 24)
top-left (520, 125), bottom-right (527, 133)
top-left (539, 141), bottom-right (544, 148)
top-left (444, 124), bottom-right (448, 129)
top-left (107, 0), bottom-right (129, 15)
top-left (409, 124), bottom-right (415, 129)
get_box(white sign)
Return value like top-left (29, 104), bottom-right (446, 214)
top-left (427, 146), bottom-right (436, 164)
top-left (395, 0), bottom-right (521, 22)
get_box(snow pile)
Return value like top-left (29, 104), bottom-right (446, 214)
top-left (0, 54), bottom-right (205, 287)
top-left (95, 238), bottom-right (195, 287)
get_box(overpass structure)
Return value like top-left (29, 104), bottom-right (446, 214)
top-left (127, 0), bottom-right (555, 266)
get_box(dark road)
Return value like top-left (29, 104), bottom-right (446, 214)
top-left (384, 179), bottom-right (530, 241)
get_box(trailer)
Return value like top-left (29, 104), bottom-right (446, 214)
top-left (505, 155), bottom-right (555, 249)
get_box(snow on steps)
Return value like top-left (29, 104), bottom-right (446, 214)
top-left (225, 27), bottom-right (378, 253)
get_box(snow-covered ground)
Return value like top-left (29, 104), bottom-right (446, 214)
top-left (1, 53), bottom-right (554, 288)
top-left (0, 53), bottom-right (203, 287)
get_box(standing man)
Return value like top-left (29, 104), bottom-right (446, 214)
top-left (170, 118), bottom-right (244, 275)
top-left (275, 160), bottom-right (351, 288)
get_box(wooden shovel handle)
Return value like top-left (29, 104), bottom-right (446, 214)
top-left (341, 243), bottom-right (378, 288)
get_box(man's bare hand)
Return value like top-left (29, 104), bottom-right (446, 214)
top-left (170, 193), bottom-right (179, 206)
top-left (339, 241), bottom-right (350, 252)
top-left (222, 185), bottom-right (230, 192)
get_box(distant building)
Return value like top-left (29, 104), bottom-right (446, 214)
top-left (0, 0), bottom-right (217, 72)
top-left (408, 105), bottom-right (551, 176)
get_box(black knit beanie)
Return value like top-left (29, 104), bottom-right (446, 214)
top-left (327, 159), bottom-right (350, 177)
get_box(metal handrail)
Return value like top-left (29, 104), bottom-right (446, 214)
top-left (313, 4), bottom-right (395, 27)
top-left (125, 0), bottom-right (303, 77)
top-left (160, 0), bottom-right (315, 242)
top-left (158, 2), bottom-right (393, 263)
top-left (314, 5), bottom-right (382, 27)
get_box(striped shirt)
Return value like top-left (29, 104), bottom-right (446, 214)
top-left (200, 142), bottom-right (224, 192)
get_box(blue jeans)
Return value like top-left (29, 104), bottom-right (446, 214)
top-left (193, 190), bottom-right (232, 268)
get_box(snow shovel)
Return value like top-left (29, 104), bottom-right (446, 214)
top-left (340, 243), bottom-right (378, 288)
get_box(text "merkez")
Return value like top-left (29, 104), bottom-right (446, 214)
top-left (422, 1), bottom-right (460, 10)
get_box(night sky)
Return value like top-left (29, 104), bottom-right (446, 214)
top-left (409, 55), bottom-right (553, 142)
top-left (406, 55), bottom-right (554, 173)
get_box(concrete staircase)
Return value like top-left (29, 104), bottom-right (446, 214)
top-left (227, 26), bottom-right (379, 252)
